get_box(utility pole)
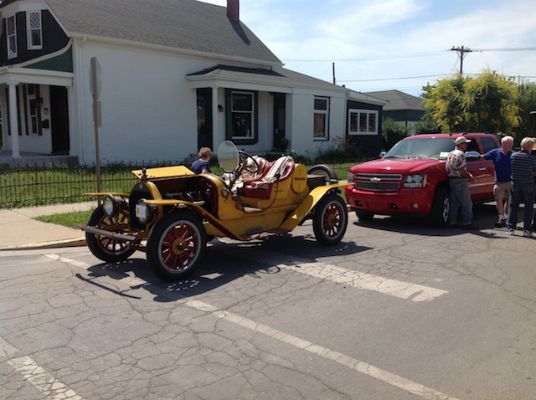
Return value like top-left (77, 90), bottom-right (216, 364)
top-left (332, 62), bottom-right (336, 85)
top-left (450, 46), bottom-right (473, 75)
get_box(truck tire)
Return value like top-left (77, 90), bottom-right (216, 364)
top-left (147, 210), bottom-right (206, 281)
top-left (86, 206), bottom-right (136, 263)
top-left (429, 186), bottom-right (450, 226)
top-left (355, 210), bottom-right (374, 221)
top-left (313, 193), bottom-right (348, 246)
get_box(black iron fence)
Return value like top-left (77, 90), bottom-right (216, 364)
top-left (0, 161), bottom-right (184, 209)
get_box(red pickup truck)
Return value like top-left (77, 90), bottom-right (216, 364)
top-left (345, 133), bottom-right (500, 225)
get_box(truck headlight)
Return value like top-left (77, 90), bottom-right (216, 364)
top-left (103, 195), bottom-right (122, 217)
top-left (403, 174), bottom-right (427, 188)
top-left (135, 200), bottom-right (154, 224)
top-left (347, 173), bottom-right (355, 183)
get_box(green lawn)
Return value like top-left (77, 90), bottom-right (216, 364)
top-left (35, 210), bottom-right (93, 228)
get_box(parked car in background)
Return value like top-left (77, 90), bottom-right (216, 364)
top-left (345, 133), bottom-right (500, 225)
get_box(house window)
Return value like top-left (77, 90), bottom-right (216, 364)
top-left (314, 97), bottom-right (329, 139)
top-left (348, 109), bottom-right (378, 135)
top-left (231, 91), bottom-right (254, 139)
top-left (24, 84), bottom-right (41, 136)
top-left (27, 11), bottom-right (43, 50)
top-left (7, 15), bottom-right (17, 59)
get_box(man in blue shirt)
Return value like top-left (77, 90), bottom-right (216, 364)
top-left (483, 136), bottom-right (514, 227)
top-left (507, 137), bottom-right (536, 238)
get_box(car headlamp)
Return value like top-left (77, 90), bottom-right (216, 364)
top-left (103, 195), bottom-right (120, 217)
top-left (347, 173), bottom-right (355, 183)
top-left (403, 174), bottom-right (427, 188)
top-left (135, 200), bottom-right (154, 224)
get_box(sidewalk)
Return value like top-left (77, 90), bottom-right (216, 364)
top-left (0, 202), bottom-right (95, 250)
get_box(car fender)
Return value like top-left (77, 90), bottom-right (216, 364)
top-left (279, 181), bottom-right (348, 232)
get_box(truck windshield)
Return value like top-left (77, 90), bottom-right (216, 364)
top-left (384, 137), bottom-right (455, 159)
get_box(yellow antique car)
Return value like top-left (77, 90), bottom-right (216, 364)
top-left (81, 141), bottom-right (348, 280)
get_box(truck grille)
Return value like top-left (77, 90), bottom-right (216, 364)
top-left (355, 173), bottom-right (402, 192)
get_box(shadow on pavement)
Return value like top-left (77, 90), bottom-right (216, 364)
top-left (352, 203), bottom-right (508, 239)
top-left (83, 235), bottom-right (370, 303)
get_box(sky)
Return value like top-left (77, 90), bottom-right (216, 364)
top-left (200, 0), bottom-right (536, 96)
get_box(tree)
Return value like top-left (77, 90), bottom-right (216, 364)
top-left (422, 70), bottom-right (521, 134)
top-left (381, 118), bottom-right (409, 150)
top-left (516, 82), bottom-right (536, 138)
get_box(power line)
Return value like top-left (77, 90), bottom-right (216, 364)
top-left (339, 73), bottom-right (536, 83)
top-left (450, 46), bottom-right (473, 75)
top-left (283, 51), bottom-right (447, 62)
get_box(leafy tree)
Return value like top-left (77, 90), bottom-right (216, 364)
top-left (516, 82), bottom-right (536, 139)
top-left (462, 70), bottom-right (520, 133)
top-left (422, 70), bottom-right (521, 134)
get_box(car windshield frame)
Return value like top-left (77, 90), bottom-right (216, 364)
top-left (384, 137), bottom-right (455, 160)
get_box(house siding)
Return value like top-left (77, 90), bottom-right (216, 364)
top-left (346, 99), bottom-right (382, 157)
top-left (0, 10), bottom-right (69, 67)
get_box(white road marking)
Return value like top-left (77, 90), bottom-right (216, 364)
top-left (8, 356), bottom-right (84, 400)
top-left (45, 254), bottom-right (146, 286)
top-left (44, 254), bottom-right (459, 398)
top-left (277, 261), bottom-right (448, 302)
top-left (0, 336), bottom-right (18, 359)
top-left (185, 300), bottom-right (461, 400)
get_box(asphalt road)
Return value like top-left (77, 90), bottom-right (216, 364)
top-left (1, 204), bottom-right (535, 400)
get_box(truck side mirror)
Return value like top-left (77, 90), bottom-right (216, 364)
top-left (465, 151), bottom-right (481, 161)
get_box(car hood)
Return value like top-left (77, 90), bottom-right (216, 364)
top-left (350, 158), bottom-right (443, 175)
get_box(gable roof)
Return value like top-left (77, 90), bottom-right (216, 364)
top-left (30, 0), bottom-right (281, 65)
top-left (365, 89), bottom-right (424, 111)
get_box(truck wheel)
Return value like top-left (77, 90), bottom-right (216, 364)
top-left (313, 193), bottom-right (348, 246)
top-left (355, 211), bottom-right (374, 221)
top-left (147, 210), bottom-right (206, 281)
top-left (86, 206), bottom-right (136, 263)
top-left (429, 186), bottom-right (450, 226)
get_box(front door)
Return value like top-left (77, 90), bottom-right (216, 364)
top-left (50, 86), bottom-right (70, 154)
top-left (196, 88), bottom-right (213, 150)
top-left (273, 93), bottom-right (286, 150)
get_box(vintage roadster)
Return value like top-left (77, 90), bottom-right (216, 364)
top-left (81, 141), bottom-right (349, 280)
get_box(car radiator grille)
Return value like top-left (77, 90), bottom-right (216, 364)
top-left (355, 173), bottom-right (402, 192)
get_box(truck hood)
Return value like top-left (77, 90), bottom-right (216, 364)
top-left (350, 158), bottom-right (443, 175)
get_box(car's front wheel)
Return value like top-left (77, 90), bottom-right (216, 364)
top-left (313, 193), bottom-right (348, 246)
top-left (86, 206), bottom-right (136, 263)
top-left (147, 210), bottom-right (206, 281)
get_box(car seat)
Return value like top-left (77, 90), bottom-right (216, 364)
top-left (240, 156), bottom-right (295, 199)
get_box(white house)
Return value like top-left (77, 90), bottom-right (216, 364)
top-left (0, 0), bottom-right (384, 165)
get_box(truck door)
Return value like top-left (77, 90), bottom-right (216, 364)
top-left (466, 137), bottom-right (495, 201)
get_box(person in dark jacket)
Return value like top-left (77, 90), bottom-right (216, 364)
top-left (507, 137), bottom-right (536, 238)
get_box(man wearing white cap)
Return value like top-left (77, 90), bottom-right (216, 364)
top-left (445, 136), bottom-right (478, 229)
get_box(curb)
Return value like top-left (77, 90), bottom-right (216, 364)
top-left (0, 237), bottom-right (86, 251)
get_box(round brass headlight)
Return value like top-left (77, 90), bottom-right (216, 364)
top-left (135, 200), bottom-right (154, 224)
top-left (103, 195), bottom-right (116, 217)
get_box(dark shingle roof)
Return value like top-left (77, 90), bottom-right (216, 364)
top-left (364, 90), bottom-right (424, 111)
top-left (40, 0), bottom-right (280, 64)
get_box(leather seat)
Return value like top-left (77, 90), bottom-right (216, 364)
top-left (241, 156), bottom-right (295, 199)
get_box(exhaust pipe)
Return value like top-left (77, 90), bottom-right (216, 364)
top-left (77, 224), bottom-right (137, 242)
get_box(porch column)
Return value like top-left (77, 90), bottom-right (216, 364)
top-left (211, 86), bottom-right (220, 147)
top-left (8, 82), bottom-right (20, 158)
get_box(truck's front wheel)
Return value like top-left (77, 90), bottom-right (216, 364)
top-left (429, 186), bottom-right (449, 226)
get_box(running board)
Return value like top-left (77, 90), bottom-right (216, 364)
top-left (77, 224), bottom-right (137, 242)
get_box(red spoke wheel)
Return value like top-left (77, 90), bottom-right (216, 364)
top-left (313, 193), bottom-right (348, 246)
top-left (86, 206), bottom-right (136, 263)
top-left (147, 211), bottom-right (206, 281)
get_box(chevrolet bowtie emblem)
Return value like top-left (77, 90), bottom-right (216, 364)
top-left (370, 177), bottom-right (382, 182)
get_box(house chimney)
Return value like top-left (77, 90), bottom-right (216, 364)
top-left (227, 0), bottom-right (239, 22)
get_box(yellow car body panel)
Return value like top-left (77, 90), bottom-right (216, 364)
top-left (132, 166), bottom-right (195, 179)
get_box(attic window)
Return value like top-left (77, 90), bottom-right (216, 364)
top-left (27, 11), bottom-right (42, 50)
top-left (7, 15), bottom-right (17, 59)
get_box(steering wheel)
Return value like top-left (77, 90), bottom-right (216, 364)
top-left (238, 151), bottom-right (260, 174)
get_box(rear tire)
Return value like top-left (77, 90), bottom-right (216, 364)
top-left (313, 194), bottom-right (348, 246)
top-left (147, 210), bottom-right (206, 281)
top-left (86, 206), bottom-right (136, 263)
top-left (307, 164), bottom-right (338, 184)
top-left (429, 186), bottom-right (450, 226)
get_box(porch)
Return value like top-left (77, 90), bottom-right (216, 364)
top-left (0, 150), bottom-right (77, 167)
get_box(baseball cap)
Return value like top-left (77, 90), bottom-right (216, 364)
top-left (455, 137), bottom-right (471, 146)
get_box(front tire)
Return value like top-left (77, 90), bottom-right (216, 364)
top-left (86, 206), bottom-right (136, 263)
top-left (147, 210), bottom-right (206, 281)
top-left (429, 186), bottom-right (450, 226)
top-left (313, 194), bottom-right (348, 246)
top-left (355, 210), bottom-right (374, 221)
